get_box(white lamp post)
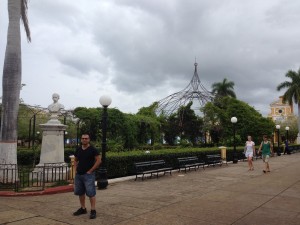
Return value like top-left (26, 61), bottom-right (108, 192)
top-left (64, 131), bottom-right (68, 148)
top-left (231, 117), bottom-right (238, 163)
top-left (285, 126), bottom-right (290, 154)
top-left (97, 95), bottom-right (112, 189)
top-left (285, 126), bottom-right (289, 142)
top-left (276, 125), bottom-right (281, 156)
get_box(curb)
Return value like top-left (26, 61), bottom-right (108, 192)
top-left (0, 175), bottom-right (136, 197)
top-left (0, 184), bottom-right (74, 197)
top-left (0, 175), bottom-right (134, 197)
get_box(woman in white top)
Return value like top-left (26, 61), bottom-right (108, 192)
top-left (245, 135), bottom-right (255, 171)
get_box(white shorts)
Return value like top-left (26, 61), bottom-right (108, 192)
top-left (245, 151), bottom-right (253, 158)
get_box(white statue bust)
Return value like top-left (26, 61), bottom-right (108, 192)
top-left (48, 93), bottom-right (64, 113)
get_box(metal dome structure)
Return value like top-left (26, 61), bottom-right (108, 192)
top-left (156, 62), bottom-right (214, 116)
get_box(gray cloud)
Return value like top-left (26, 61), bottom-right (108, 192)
top-left (1, 0), bottom-right (300, 116)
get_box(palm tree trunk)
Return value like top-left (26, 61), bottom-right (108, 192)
top-left (0, 0), bottom-right (22, 165)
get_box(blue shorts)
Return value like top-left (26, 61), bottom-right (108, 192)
top-left (74, 173), bottom-right (96, 197)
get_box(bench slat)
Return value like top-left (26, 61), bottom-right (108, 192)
top-left (134, 160), bottom-right (172, 181)
top-left (177, 156), bottom-right (205, 173)
top-left (206, 154), bottom-right (222, 167)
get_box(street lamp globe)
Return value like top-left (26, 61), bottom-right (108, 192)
top-left (285, 126), bottom-right (289, 131)
top-left (99, 95), bottom-right (112, 107)
top-left (276, 125), bottom-right (280, 130)
top-left (231, 117), bottom-right (237, 124)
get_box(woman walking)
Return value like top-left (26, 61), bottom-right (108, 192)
top-left (258, 135), bottom-right (274, 173)
top-left (245, 136), bottom-right (255, 171)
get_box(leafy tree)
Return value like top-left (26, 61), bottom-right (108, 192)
top-left (202, 97), bottom-right (274, 145)
top-left (161, 114), bottom-right (179, 145)
top-left (123, 114), bottom-right (139, 149)
top-left (17, 105), bottom-right (48, 145)
top-left (136, 103), bottom-right (161, 145)
top-left (107, 108), bottom-right (127, 140)
top-left (160, 102), bottom-right (203, 146)
top-left (211, 78), bottom-right (236, 99)
top-left (73, 107), bottom-right (100, 142)
top-left (177, 102), bottom-right (203, 145)
top-left (136, 102), bottom-right (158, 118)
top-left (275, 115), bottom-right (298, 143)
top-left (73, 106), bottom-right (161, 150)
top-left (201, 102), bottom-right (223, 145)
top-left (0, 0), bottom-right (31, 165)
top-left (277, 68), bottom-right (300, 135)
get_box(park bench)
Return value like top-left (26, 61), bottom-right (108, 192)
top-left (134, 160), bottom-right (173, 181)
top-left (288, 145), bottom-right (300, 154)
top-left (177, 156), bottom-right (205, 173)
top-left (206, 154), bottom-right (222, 167)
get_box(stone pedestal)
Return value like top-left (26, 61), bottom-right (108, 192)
top-left (34, 117), bottom-right (68, 181)
top-left (37, 123), bottom-right (67, 166)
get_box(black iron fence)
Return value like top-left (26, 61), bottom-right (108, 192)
top-left (0, 162), bottom-right (75, 192)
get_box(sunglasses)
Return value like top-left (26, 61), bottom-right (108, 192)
top-left (81, 138), bottom-right (89, 140)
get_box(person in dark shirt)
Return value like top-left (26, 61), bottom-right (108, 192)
top-left (282, 137), bottom-right (291, 155)
top-left (73, 134), bottom-right (101, 219)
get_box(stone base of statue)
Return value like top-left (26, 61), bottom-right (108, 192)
top-left (34, 116), bottom-right (68, 181)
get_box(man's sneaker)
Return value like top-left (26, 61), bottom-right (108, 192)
top-left (73, 207), bottom-right (87, 216)
top-left (90, 210), bottom-right (96, 219)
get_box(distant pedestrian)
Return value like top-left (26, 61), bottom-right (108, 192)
top-left (283, 138), bottom-right (291, 155)
top-left (245, 135), bottom-right (255, 171)
top-left (258, 135), bottom-right (273, 173)
top-left (73, 134), bottom-right (101, 219)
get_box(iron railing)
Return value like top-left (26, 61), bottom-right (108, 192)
top-left (0, 163), bottom-right (75, 192)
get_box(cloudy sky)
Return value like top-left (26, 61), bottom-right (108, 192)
top-left (1, 0), bottom-right (300, 116)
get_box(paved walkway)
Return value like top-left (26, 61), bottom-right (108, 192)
top-left (1, 153), bottom-right (300, 225)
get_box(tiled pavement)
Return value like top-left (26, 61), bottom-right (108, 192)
top-left (0, 153), bottom-right (299, 225)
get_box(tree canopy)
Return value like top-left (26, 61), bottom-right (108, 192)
top-left (202, 97), bottom-right (274, 145)
top-left (211, 78), bottom-right (236, 99)
top-left (277, 68), bottom-right (300, 134)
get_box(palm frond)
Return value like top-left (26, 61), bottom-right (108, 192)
top-left (277, 81), bottom-right (291, 91)
top-left (21, 0), bottom-right (31, 42)
top-left (278, 68), bottom-right (300, 104)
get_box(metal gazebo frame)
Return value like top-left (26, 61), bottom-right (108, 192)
top-left (156, 62), bottom-right (214, 116)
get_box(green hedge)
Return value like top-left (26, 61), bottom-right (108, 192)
top-left (17, 148), bottom-right (76, 165)
top-left (105, 147), bottom-right (243, 178)
top-left (17, 145), bottom-right (300, 178)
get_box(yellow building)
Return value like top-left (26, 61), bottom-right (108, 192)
top-left (268, 96), bottom-right (293, 122)
top-left (268, 96), bottom-right (296, 144)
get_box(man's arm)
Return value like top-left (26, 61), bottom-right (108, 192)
top-left (87, 155), bottom-right (101, 174)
